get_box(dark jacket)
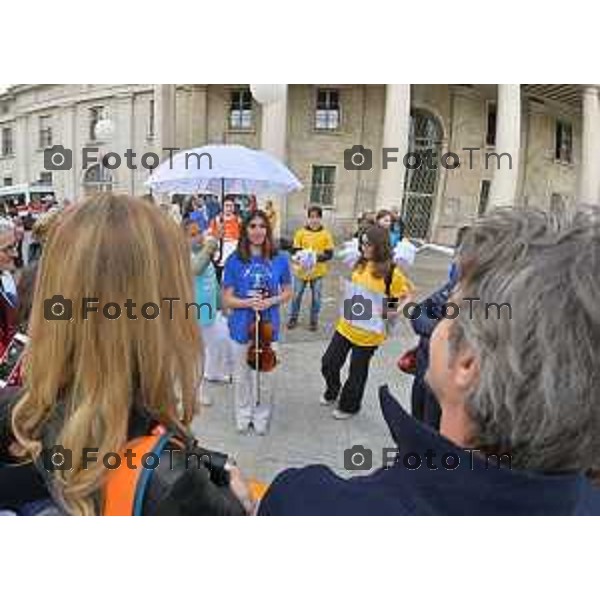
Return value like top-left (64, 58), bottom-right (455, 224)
top-left (0, 390), bottom-right (245, 516)
top-left (409, 268), bottom-right (459, 428)
top-left (258, 386), bottom-right (600, 516)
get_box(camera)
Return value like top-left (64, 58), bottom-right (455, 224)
top-left (42, 445), bottom-right (73, 471)
top-left (44, 295), bottom-right (73, 321)
top-left (344, 294), bottom-right (372, 321)
top-left (43, 145), bottom-right (73, 171)
top-left (344, 145), bottom-right (373, 171)
top-left (344, 445), bottom-right (373, 471)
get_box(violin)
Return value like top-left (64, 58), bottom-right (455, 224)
top-left (246, 290), bottom-right (277, 373)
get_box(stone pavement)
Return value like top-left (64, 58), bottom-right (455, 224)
top-left (191, 248), bottom-right (452, 486)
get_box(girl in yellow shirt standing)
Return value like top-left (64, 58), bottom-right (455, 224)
top-left (322, 225), bottom-right (414, 419)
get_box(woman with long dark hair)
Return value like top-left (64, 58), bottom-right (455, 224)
top-left (222, 210), bottom-right (292, 435)
top-left (321, 225), bottom-right (414, 419)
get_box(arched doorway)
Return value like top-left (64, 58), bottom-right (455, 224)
top-left (402, 109), bottom-right (443, 239)
top-left (83, 164), bottom-right (113, 197)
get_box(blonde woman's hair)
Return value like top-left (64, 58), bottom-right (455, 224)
top-left (12, 193), bottom-right (202, 515)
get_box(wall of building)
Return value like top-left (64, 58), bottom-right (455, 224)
top-left (0, 83), bottom-right (585, 243)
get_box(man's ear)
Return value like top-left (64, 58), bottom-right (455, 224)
top-left (454, 344), bottom-right (480, 394)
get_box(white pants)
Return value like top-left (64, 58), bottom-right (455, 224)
top-left (231, 340), bottom-right (279, 432)
top-left (201, 312), bottom-right (234, 380)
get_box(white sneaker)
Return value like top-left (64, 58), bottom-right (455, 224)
top-left (332, 408), bottom-right (356, 420)
top-left (320, 396), bottom-right (335, 406)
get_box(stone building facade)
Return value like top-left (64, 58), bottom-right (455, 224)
top-left (0, 84), bottom-right (596, 242)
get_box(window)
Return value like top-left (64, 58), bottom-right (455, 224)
top-left (1, 127), bottom-right (13, 156)
top-left (148, 98), bottom-right (155, 138)
top-left (2, 177), bottom-right (12, 187)
top-left (0, 102), bottom-right (9, 115)
top-left (315, 89), bottom-right (340, 131)
top-left (555, 120), bottom-right (573, 163)
top-left (485, 102), bottom-right (497, 147)
top-left (310, 166), bottom-right (336, 206)
top-left (89, 106), bottom-right (107, 141)
top-left (229, 89), bottom-right (253, 130)
top-left (39, 116), bottom-right (53, 148)
top-left (478, 180), bottom-right (491, 215)
top-left (39, 172), bottom-right (53, 185)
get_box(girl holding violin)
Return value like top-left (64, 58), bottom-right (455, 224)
top-left (222, 210), bottom-right (292, 435)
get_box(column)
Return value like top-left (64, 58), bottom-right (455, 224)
top-left (578, 85), bottom-right (600, 203)
top-left (255, 85), bottom-right (288, 235)
top-left (154, 84), bottom-right (176, 158)
top-left (259, 86), bottom-right (288, 161)
top-left (113, 92), bottom-right (135, 195)
top-left (188, 85), bottom-right (208, 147)
top-left (488, 84), bottom-right (521, 207)
top-left (376, 84), bottom-right (411, 210)
top-left (60, 103), bottom-right (78, 201)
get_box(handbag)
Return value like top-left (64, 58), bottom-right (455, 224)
top-left (397, 346), bottom-right (418, 375)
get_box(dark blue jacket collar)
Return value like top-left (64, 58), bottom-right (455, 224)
top-left (378, 386), bottom-right (599, 515)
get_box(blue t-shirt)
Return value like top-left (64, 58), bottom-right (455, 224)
top-left (223, 251), bottom-right (292, 344)
top-left (189, 209), bottom-right (209, 232)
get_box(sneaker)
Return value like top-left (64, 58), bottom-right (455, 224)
top-left (332, 408), bottom-right (356, 420)
top-left (236, 422), bottom-right (251, 434)
top-left (308, 321), bottom-right (318, 332)
top-left (253, 422), bottom-right (269, 436)
top-left (287, 318), bottom-right (298, 330)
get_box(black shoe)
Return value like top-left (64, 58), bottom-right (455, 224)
top-left (309, 321), bottom-right (318, 332)
top-left (287, 318), bottom-right (298, 330)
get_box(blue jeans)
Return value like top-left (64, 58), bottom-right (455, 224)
top-left (290, 276), bottom-right (323, 323)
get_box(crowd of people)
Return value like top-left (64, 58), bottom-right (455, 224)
top-left (0, 191), bottom-right (598, 516)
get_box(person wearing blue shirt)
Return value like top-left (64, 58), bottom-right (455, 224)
top-left (222, 210), bottom-right (292, 435)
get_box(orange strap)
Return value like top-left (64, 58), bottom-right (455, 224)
top-left (103, 433), bottom-right (165, 516)
top-left (248, 479), bottom-right (268, 502)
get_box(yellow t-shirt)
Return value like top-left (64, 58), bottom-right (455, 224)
top-left (336, 263), bottom-right (414, 347)
top-left (292, 227), bottom-right (335, 280)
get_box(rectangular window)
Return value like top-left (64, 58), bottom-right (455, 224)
top-left (555, 120), bottom-right (573, 163)
top-left (315, 89), bottom-right (340, 131)
top-left (39, 172), bottom-right (53, 185)
top-left (229, 89), bottom-right (253, 130)
top-left (1, 127), bottom-right (13, 156)
top-left (39, 115), bottom-right (53, 148)
top-left (486, 102), bottom-right (497, 147)
top-left (148, 98), bottom-right (155, 138)
top-left (89, 106), bottom-right (107, 141)
top-left (2, 176), bottom-right (12, 187)
top-left (310, 165), bottom-right (336, 206)
top-left (478, 180), bottom-right (491, 215)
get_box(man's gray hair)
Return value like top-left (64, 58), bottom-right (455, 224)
top-left (0, 216), bottom-right (15, 236)
top-left (453, 206), bottom-right (600, 474)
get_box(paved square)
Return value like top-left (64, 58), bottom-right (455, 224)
top-left (192, 249), bottom-right (452, 485)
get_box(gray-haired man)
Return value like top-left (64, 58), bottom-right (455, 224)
top-left (259, 207), bottom-right (600, 515)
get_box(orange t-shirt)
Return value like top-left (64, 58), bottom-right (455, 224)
top-left (210, 215), bottom-right (240, 241)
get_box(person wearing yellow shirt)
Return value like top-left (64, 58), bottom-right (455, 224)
top-left (288, 206), bottom-right (335, 332)
top-left (322, 225), bottom-right (414, 419)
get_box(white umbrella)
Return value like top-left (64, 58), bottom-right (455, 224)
top-left (146, 144), bottom-right (302, 196)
